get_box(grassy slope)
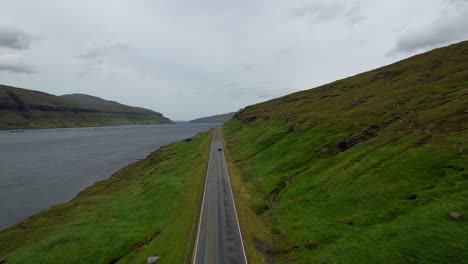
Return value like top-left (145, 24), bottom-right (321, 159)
top-left (221, 129), bottom-right (272, 264)
top-left (223, 41), bottom-right (468, 263)
top-left (190, 112), bottom-right (235, 123)
top-left (0, 85), bottom-right (172, 129)
top-left (0, 131), bottom-right (211, 263)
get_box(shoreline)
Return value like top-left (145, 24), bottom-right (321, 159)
top-left (0, 123), bottom-right (218, 230)
top-left (0, 130), bottom-right (212, 263)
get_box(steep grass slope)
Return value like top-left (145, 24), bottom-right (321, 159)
top-left (0, 131), bottom-right (210, 263)
top-left (223, 41), bottom-right (468, 263)
top-left (190, 112), bottom-right (235, 123)
top-left (0, 85), bottom-right (172, 129)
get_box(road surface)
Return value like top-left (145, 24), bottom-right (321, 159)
top-left (192, 128), bottom-right (247, 264)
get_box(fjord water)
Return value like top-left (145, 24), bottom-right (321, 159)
top-left (0, 123), bottom-right (218, 229)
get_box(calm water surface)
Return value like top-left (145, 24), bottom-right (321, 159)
top-left (0, 123), bottom-right (218, 229)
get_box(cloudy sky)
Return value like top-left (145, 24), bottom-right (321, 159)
top-left (0, 0), bottom-right (467, 120)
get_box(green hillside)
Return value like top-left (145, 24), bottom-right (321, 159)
top-left (0, 131), bottom-right (210, 263)
top-left (0, 85), bottom-right (172, 129)
top-left (223, 41), bottom-right (468, 263)
top-left (190, 112), bottom-right (235, 123)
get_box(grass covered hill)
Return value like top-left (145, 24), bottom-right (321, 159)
top-left (0, 131), bottom-right (211, 263)
top-left (223, 41), bottom-right (468, 263)
top-left (190, 112), bottom-right (236, 123)
top-left (0, 85), bottom-right (172, 129)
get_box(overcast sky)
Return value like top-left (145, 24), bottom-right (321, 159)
top-left (0, 0), bottom-right (467, 120)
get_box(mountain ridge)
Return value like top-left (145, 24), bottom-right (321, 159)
top-left (0, 84), bottom-right (172, 129)
top-left (59, 93), bottom-right (161, 114)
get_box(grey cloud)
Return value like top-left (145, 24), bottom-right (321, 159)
top-left (392, 4), bottom-right (468, 54)
top-left (76, 39), bottom-right (131, 59)
top-left (0, 54), bottom-right (34, 73)
top-left (243, 63), bottom-right (262, 71)
top-left (0, 0), bottom-right (465, 120)
top-left (447, 0), bottom-right (468, 4)
top-left (225, 81), bottom-right (290, 99)
top-left (291, 2), bottom-right (366, 26)
top-left (291, 4), bottom-right (338, 20)
top-left (224, 82), bottom-right (241, 87)
top-left (0, 25), bottom-right (32, 50)
top-left (276, 47), bottom-right (295, 56)
top-left (344, 4), bottom-right (366, 26)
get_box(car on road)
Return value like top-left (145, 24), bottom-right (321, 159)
top-left (218, 147), bottom-right (222, 151)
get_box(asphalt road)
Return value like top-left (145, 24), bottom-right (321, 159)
top-left (193, 128), bottom-right (248, 264)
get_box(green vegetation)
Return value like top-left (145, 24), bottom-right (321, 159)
top-left (222, 129), bottom-right (271, 264)
top-left (0, 131), bottom-right (211, 263)
top-left (223, 41), bottom-right (468, 263)
top-left (0, 85), bottom-right (172, 129)
top-left (190, 112), bottom-right (235, 123)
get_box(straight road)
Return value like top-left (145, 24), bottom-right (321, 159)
top-left (192, 128), bottom-right (248, 264)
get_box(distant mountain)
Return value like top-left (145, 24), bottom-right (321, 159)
top-left (190, 112), bottom-right (235, 123)
top-left (59, 93), bottom-right (161, 114)
top-left (0, 85), bottom-right (172, 129)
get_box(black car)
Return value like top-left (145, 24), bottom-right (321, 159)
top-left (218, 147), bottom-right (222, 151)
